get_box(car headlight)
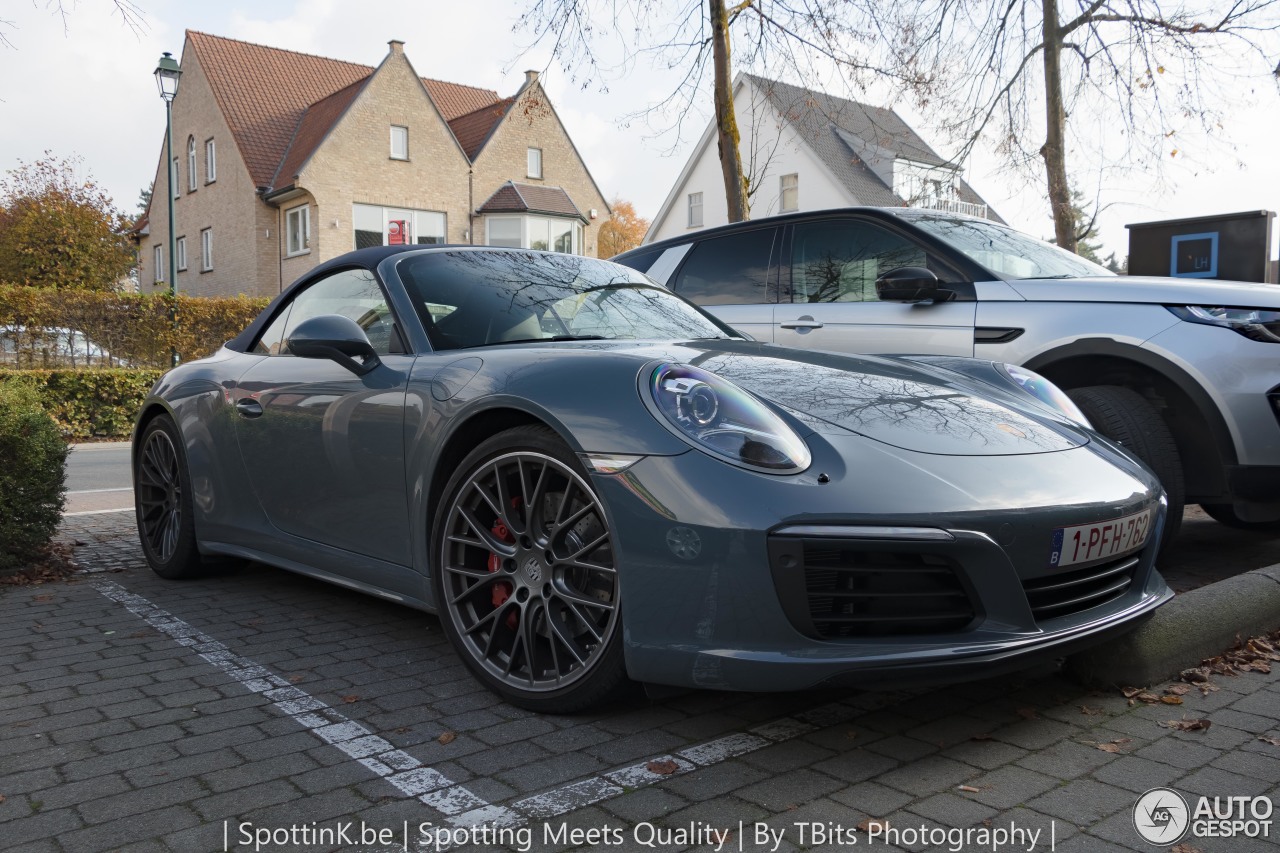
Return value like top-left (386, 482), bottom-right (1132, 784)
top-left (649, 363), bottom-right (811, 473)
top-left (1000, 364), bottom-right (1092, 428)
top-left (1168, 305), bottom-right (1280, 343)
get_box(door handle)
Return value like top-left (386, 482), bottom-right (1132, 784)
top-left (235, 398), bottom-right (263, 419)
top-left (780, 316), bottom-right (824, 330)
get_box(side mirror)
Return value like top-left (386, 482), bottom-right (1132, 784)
top-left (875, 267), bottom-right (953, 303)
top-left (285, 314), bottom-right (381, 376)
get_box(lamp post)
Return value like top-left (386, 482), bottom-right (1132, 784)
top-left (154, 51), bottom-right (181, 367)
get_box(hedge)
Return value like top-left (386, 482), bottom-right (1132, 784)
top-left (0, 382), bottom-right (68, 573)
top-left (0, 284), bottom-right (268, 368)
top-left (0, 369), bottom-right (163, 439)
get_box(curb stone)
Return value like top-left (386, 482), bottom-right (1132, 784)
top-left (1068, 562), bottom-right (1280, 686)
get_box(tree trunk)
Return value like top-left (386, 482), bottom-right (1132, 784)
top-left (1040, 0), bottom-right (1075, 253)
top-left (710, 0), bottom-right (749, 222)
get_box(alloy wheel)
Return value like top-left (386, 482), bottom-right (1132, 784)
top-left (137, 428), bottom-right (183, 563)
top-left (439, 450), bottom-right (619, 693)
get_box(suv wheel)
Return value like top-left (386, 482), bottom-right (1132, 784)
top-left (1067, 385), bottom-right (1184, 550)
top-left (1198, 502), bottom-right (1280, 532)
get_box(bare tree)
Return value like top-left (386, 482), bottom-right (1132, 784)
top-left (514, 0), bottom-right (898, 223)
top-left (1, 1), bottom-right (145, 50)
top-left (873, 0), bottom-right (1280, 251)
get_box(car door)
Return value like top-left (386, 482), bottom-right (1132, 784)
top-left (775, 217), bottom-right (977, 356)
top-left (668, 225), bottom-right (781, 340)
top-left (233, 266), bottom-right (414, 570)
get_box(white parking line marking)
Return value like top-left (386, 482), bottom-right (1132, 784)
top-left (91, 579), bottom-right (518, 822)
top-left (439, 700), bottom-right (898, 845)
top-left (65, 507), bottom-right (134, 517)
top-left (68, 487), bottom-right (133, 494)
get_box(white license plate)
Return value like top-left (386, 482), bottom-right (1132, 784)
top-left (1050, 508), bottom-right (1153, 568)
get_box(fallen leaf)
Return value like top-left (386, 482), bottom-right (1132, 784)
top-left (858, 819), bottom-right (889, 833)
top-left (1160, 719), bottom-right (1211, 732)
top-left (1258, 735), bottom-right (1280, 746)
top-left (957, 785), bottom-right (981, 793)
top-left (646, 759), bottom-right (679, 776)
top-left (1160, 695), bottom-right (1184, 706)
top-left (1079, 705), bottom-right (1104, 716)
top-left (394, 727), bottom-right (410, 734)
top-left (1164, 684), bottom-right (1191, 696)
top-left (32, 594), bottom-right (52, 602)
top-left (1096, 743), bottom-right (1125, 754)
top-left (1171, 843), bottom-right (1203, 853)
top-left (1016, 707), bottom-right (1039, 720)
top-left (1121, 686), bottom-right (1142, 698)
top-left (1137, 692), bottom-right (1160, 704)
top-left (437, 731), bottom-right (456, 745)
top-left (1180, 669), bottom-right (1210, 684)
top-left (287, 675), bottom-right (304, 684)
top-left (341, 695), bottom-right (359, 704)
top-left (0, 794), bottom-right (5, 804)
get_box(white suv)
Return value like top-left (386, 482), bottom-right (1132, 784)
top-left (614, 208), bottom-right (1280, 542)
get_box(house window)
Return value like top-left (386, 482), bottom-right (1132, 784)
top-left (187, 137), bottom-right (197, 192)
top-left (176, 236), bottom-right (187, 271)
top-left (205, 138), bottom-right (216, 183)
top-left (353, 203), bottom-right (445, 248)
top-left (286, 205), bottom-right (310, 256)
top-left (780, 173), bottom-right (798, 212)
top-left (390, 125), bottom-right (409, 160)
top-left (200, 228), bottom-right (213, 271)
top-left (171, 158), bottom-right (179, 199)
top-left (485, 215), bottom-right (581, 254)
top-left (687, 192), bottom-right (703, 228)
top-left (153, 245), bottom-right (163, 284)
top-left (527, 148), bottom-right (542, 179)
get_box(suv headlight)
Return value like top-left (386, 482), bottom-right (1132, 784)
top-left (649, 363), bottom-right (811, 473)
top-left (1168, 306), bottom-right (1280, 343)
top-left (1000, 364), bottom-right (1092, 428)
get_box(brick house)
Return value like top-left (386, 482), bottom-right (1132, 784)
top-left (647, 74), bottom-right (1001, 243)
top-left (139, 31), bottom-right (610, 298)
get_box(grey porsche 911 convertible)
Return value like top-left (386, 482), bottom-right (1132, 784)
top-left (133, 245), bottom-right (1170, 712)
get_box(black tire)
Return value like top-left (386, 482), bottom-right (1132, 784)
top-left (134, 415), bottom-right (203, 579)
top-left (1067, 385), bottom-right (1184, 548)
top-left (431, 425), bottom-right (627, 713)
top-left (1198, 503), bottom-right (1280, 533)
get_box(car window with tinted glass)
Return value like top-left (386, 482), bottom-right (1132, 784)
top-left (789, 220), bottom-right (942, 303)
top-left (254, 268), bottom-right (399, 356)
top-left (672, 228), bottom-right (778, 305)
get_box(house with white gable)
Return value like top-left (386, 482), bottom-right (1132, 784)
top-left (646, 74), bottom-right (1001, 244)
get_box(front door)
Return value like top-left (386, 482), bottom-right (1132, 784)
top-left (774, 218), bottom-right (977, 356)
top-left (233, 267), bottom-right (413, 567)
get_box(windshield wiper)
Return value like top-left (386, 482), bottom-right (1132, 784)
top-left (501, 335), bottom-right (610, 345)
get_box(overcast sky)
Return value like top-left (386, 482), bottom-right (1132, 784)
top-left (1, 0), bottom-right (1278, 261)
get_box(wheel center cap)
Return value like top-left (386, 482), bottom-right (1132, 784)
top-left (521, 556), bottom-right (542, 583)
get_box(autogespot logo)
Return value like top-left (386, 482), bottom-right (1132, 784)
top-left (1134, 787), bottom-right (1190, 845)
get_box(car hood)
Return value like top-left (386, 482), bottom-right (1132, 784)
top-left (528, 340), bottom-right (1087, 456)
top-left (1005, 275), bottom-right (1280, 307)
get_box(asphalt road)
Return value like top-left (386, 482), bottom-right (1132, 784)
top-left (64, 441), bottom-right (132, 515)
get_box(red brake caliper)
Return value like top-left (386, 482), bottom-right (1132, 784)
top-left (487, 497), bottom-right (523, 629)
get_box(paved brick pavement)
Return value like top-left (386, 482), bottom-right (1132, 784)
top-left (0, 511), bottom-right (1276, 852)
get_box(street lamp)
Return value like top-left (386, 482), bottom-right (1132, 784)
top-left (154, 51), bottom-right (181, 367)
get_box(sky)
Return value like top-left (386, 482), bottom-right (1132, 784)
top-left (1, 0), bottom-right (1278, 261)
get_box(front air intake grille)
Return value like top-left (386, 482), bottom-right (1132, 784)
top-left (769, 537), bottom-right (977, 639)
top-left (1022, 554), bottom-right (1140, 621)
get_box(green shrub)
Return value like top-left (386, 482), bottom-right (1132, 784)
top-left (0, 368), bottom-right (162, 439)
top-left (0, 382), bottom-right (69, 573)
top-left (0, 284), bottom-right (269, 368)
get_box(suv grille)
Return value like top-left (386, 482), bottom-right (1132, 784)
top-left (769, 538), bottom-right (976, 639)
top-left (1022, 554), bottom-right (1140, 621)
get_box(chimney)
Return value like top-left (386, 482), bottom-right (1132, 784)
top-left (388, 39), bottom-right (405, 55)
top-left (524, 69), bottom-right (539, 86)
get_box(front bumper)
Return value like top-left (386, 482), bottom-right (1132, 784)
top-left (594, 430), bottom-right (1170, 692)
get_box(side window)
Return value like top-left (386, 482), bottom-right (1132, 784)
top-left (789, 220), bottom-right (943, 303)
top-left (252, 268), bottom-right (401, 356)
top-left (671, 228), bottom-right (778, 305)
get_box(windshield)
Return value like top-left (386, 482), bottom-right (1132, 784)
top-left (899, 212), bottom-right (1113, 280)
top-left (395, 249), bottom-right (738, 350)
